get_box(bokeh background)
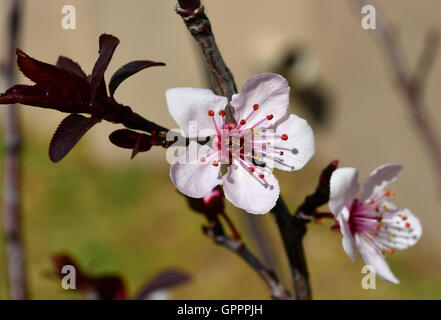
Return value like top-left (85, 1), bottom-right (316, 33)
top-left (0, 0), bottom-right (440, 299)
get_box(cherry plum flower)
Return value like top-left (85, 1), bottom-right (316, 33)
top-left (329, 164), bottom-right (422, 283)
top-left (166, 73), bottom-right (315, 214)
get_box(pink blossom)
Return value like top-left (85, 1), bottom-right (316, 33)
top-left (166, 73), bottom-right (315, 214)
top-left (329, 164), bottom-right (422, 283)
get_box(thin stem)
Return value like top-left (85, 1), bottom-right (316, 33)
top-left (202, 215), bottom-right (290, 300)
top-left (352, 0), bottom-right (441, 193)
top-left (2, 0), bottom-right (27, 300)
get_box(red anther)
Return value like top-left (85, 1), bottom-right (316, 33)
top-left (240, 119), bottom-right (246, 125)
top-left (279, 151), bottom-right (284, 156)
top-left (219, 110), bottom-right (226, 116)
top-left (405, 222), bottom-right (411, 228)
top-left (253, 104), bottom-right (259, 111)
top-left (385, 190), bottom-right (391, 196)
top-left (249, 167), bottom-right (255, 172)
top-left (258, 173), bottom-right (264, 179)
top-left (375, 205), bottom-right (379, 212)
top-left (208, 110), bottom-right (215, 116)
top-left (266, 114), bottom-right (273, 120)
top-left (402, 216), bottom-right (408, 221)
top-left (373, 230), bottom-right (378, 236)
top-left (281, 134), bottom-right (288, 141)
top-left (388, 248), bottom-right (395, 254)
top-left (212, 161), bottom-right (219, 167)
top-left (200, 157), bottom-right (206, 163)
top-left (370, 199), bottom-right (375, 204)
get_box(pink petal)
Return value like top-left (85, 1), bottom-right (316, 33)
top-left (271, 114), bottom-right (315, 171)
top-left (231, 73), bottom-right (289, 128)
top-left (222, 161), bottom-right (280, 214)
top-left (360, 163), bottom-right (402, 202)
top-left (329, 168), bottom-right (360, 218)
top-left (170, 141), bottom-right (222, 198)
top-left (355, 234), bottom-right (400, 284)
top-left (377, 208), bottom-right (422, 250)
top-left (338, 213), bottom-right (357, 262)
top-left (166, 88), bottom-right (228, 138)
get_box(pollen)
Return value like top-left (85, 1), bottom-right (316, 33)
top-left (384, 205), bottom-right (389, 211)
top-left (240, 119), bottom-right (246, 125)
top-left (253, 104), bottom-right (259, 111)
top-left (208, 110), bottom-right (215, 116)
top-left (281, 134), bottom-right (288, 141)
top-left (391, 191), bottom-right (396, 196)
top-left (258, 173), bottom-right (265, 179)
top-left (249, 167), bottom-right (255, 173)
top-left (266, 114), bottom-right (274, 120)
top-left (219, 110), bottom-right (226, 116)
top-left (212, 161), bottom-right (219, 167)
top-left (389, 233), bottom-right (395, 238)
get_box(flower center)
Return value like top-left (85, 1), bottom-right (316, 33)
top-left (200, 104), bottom-right (290, 182)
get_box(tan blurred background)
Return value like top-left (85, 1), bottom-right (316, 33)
top-left (0, 0), bottom-right (440, 299)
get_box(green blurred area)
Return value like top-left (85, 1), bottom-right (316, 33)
top-left (0, 133), bottom-right (440, 300)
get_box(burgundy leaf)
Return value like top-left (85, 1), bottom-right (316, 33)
top-left (51, 254), bottom-right (89, 291)
top-left (135, 270), bottom-right (191, 300)
top-left (49, 114), bottom-right (100, 163)
top-left (56, 56), bottom-right (87, 79)
top-left (17, 49), bottom-right (89, 90)
top-left (0, 84), bottom-right (91, 113)
top-left (89, 276), bottom-right (127, 300)
top-left (109, 60), bottom-right (165, 97)
top-left (89, 34), bottom-right (119, 99)
top-left (109, 129), bottom-right (153, 158)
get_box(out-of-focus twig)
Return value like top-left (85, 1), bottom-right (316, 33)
top-left (176, 0), bottom-right (316, 299)
top-left (2, 0), bottom-right (27, 300)
top-left (352, 0), bottom-right (441, 192)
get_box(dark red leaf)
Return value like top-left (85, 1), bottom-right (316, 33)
top-left (17, 49), bottom-right (89, 90)
top-left (56, 56), bottom-right (87, 79)
top-left (51, 254), bottom-right (89, 291)
top-left (0, 84), bottom-right (91, 113)
top-left (89, 34), bottom-right (119, 99)
top-left (135, 270), bottom-right (191, 300)
top-left (109, 129), bottom-right (153, 158)
top-left (89, 276), bottom-right (127, 300)
top-left (109, 60), bottom-right (165, 97)
top-left (49, 114), bottom-right (100, 163)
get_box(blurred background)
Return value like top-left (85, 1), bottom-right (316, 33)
top-left (0, 0), bottom-right (440, 299)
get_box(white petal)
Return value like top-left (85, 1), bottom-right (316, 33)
top-left (338, 213), bottom-right (357, 262)
top-left (270, 114), bottom-right (315, 171)
top-left (329, 168), bottom-right (360, 217)
top-left (166, 87), bottom-right (228, 138)
top-left (170, 141), bottom-right (222, 198)
top-left (231, 73), bottom-right (289, 128)
top-left (355, 234), bottom-right (400, 284)
top-left (360, 163), bottom-right (402, 202)
top-left (377, 208), bottom-right (422, 250)
top-left (222, 161), bottom-right (280, 214)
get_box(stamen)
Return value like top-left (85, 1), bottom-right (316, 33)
top-left (281, 134), bottom-right (288, 141)
top-left (385, 190), bottom-right (391, 196)
top-left (219, 110), bottom-right (226, 117)
top-left (258, 173), bottom-right (265, 179)
top-left (240, 119), bottom-right (246, 125)
top-left (388, 248), bottom-right (395, 254)
top-left (249, 167), bottom-right (255, 173)
top-left (253, 104), bottom-right (259, 110)
top-left (208, 110), bottom-right (215, 117)
top-left (266, 114), bottom-right (273, 120)
top-left (212, 161), bottom-right (219, 167)
top-left (401, 216), bottom-right (408, 221)
top-left (405, 222), bottom-right (411, 228)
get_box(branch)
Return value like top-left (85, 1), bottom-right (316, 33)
top-left (202, 213), bottom-right (290, 300)
top-left (176, 0), bottom-right (316, 299)
top-left (2, 0), bottom-right (27, 300)
top-left (352, 0), bottom-right (441, 193)
top-left (272, 161), bottom-right (338, 300)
